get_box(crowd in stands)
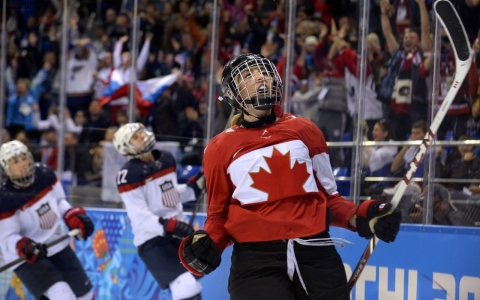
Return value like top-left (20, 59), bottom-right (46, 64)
top-left (2, 0), bottom-right (480, 224)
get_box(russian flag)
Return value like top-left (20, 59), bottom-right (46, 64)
top-left (99, 71), bottom-right (179, 116)
top-left (174, 53), bottom-right (186, 67)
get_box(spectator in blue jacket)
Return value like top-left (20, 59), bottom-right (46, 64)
top-left (5, 62), bottom-right (51, 139)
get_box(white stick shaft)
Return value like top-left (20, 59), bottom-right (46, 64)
top-left (390, 56), bottom-right (471, 208)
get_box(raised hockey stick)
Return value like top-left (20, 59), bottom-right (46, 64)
top-left (348, 0), bottom-right (472, 291)
top-left (0, 228), bottom-right (81, 273)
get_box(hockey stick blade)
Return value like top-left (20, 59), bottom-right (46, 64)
top-left (434, 1), bottom-right (470, 62)
top-left (348, 0), bottom-right (472, 291)
top-left (0, 229), bottom-right (81, 273)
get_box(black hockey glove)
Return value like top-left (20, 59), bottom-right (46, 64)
top-left (160, 217), bottom-right (194, 238)
top-left (64, 207), bottom-right (94, 240)
top-left (356, 200), bottom-right (402, 243)
top-left (187, 170), bottom-right (205, 198)
top-left (179, 230), bottom-right (222, 276)
top-left (16, 237), bottom-right (47, 263)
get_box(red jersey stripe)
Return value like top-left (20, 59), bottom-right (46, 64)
top-left (118, 167), bottom-right (176, 193)
top-left (0, 210), bottom-right (15, 220)
top-left (20, 186), bottom-right (53, 211)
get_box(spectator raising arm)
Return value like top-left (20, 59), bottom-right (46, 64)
top-left (136, 33), bottom-right (152, 72)
top-left (417, 0), bottom-right (431, 52)
top-left (113, 35), bottom-right (128, 69)
top-left (5, 67), bottom-right (17, 99)
top-left (85, 40), bottom-right (98, 73)
top-left (6, 63), bottom-right (50, 133)
top-left (380, 0), bottom-right (400, 57)
top-left (30, 62), bottom-right (51, 100)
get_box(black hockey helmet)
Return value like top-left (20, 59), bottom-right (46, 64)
top-left (220, 53), bottom-right (283, 111)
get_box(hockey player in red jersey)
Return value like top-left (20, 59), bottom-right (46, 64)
top-left (0, 140), bottom-right (94, 300)
top-left (113, 123), bottom-right (204, 300)
top-left (178, 54), bottom-right (402, 299)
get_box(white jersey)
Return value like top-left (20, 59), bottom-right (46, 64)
top-left (0, 164), bottom-right (72, 269)
top-left (344, 68), bottom-right (383, 120)
top-left (65, 49), bottom-right (98, 95)
top-left (368, 141), bottom-right (399, 173)
top-left (116, 150), bottom-right (196, 246)
top-left (109, 39), bottom-right (151, 106)
top-left (93, 67), bottom-right (114, 99)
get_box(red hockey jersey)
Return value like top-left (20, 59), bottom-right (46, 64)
top-left (203, 113), bottom-right (358, 252)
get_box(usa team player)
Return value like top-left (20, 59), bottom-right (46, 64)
top-left (113, 123), bottom-right (204, 300)
top-left (179, 54), bottom-right (402, 299)
top-left (0, 140), bottom-right (94, 300)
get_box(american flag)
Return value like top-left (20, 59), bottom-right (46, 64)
top-left (160, 180), bottom-right (180, 208)
top-left (36, 203), bottom-right (58, 230)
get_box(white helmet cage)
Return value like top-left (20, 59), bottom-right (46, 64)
top-left (221, 53), bottom-right (283, 111)
top-left (0, 140), bottom-right (35, 187)
top-left (113, 123), bottom-right (156, 156)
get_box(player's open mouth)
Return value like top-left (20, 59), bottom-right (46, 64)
top-left (257, 85), bottom-right (269, 94)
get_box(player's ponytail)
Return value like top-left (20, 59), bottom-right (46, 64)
top-left (228, 112), bottom-right (243, 127)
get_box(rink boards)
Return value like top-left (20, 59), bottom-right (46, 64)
top-left (0, 208), bottom-right (479, 300)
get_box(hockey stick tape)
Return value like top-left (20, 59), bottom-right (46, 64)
top-left (368, 204), bottom-right (395, 233)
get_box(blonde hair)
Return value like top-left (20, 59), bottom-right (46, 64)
top-left (228, 112), bottom-right (243, 127)
top-left (16, 78), bottom-right (31, 88)
top-left (367, 33), bottom-right (380, 48)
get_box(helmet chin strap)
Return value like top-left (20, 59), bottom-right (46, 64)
top-left (241, 108), bottom-right (277, 128)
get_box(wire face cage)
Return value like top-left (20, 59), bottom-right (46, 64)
top-left (222, 54), bottom-right (283, 111)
